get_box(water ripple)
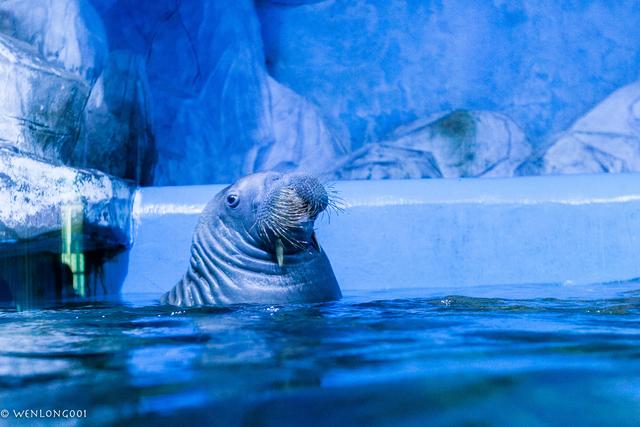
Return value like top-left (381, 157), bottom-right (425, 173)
top-left (1, 290), bottom-right (640, 425)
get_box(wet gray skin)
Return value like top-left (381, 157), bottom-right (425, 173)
top-left (162, 172), bottom-right (342, 307)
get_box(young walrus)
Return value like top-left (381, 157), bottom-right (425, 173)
top-left (161, 172), bottom-right (342, 307)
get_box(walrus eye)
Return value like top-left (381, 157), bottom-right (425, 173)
top-left (226, 194), bottom-right (240, 208)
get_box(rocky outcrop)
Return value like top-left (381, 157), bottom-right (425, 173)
top-left (94, 0), bottom-right (268, 185)
top-left (245, 77), bottom-right (347, 176)
top-left (73, 51), bottom-right (156, 184)
top-left (93, 0), bottom-right (345, 185)
top-left (0, 145), bottom-right (134, 305)
top-left (331, 110), bottom-right (532, 180)
top-left (330, 143), bottom-right (442, 180)
top-left (0, 1), bottom-right (156, 185)
top-left (0, 145), bottom-right (134, 251)
top-left (0, 0), bottom-right (108, 82)
top-left (256, 1), bottom-right (640, 152)
top-left (0, 0), bottom-right (142, 299)
top-left (0, 1), bottom-right (145, 306)
top-left (0, 34), bottom-right (89, 163)
top-left (535, 82), bottom-right (640, 175)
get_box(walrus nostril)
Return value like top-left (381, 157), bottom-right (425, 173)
top-left (255, 174), bottom-right (335, 251)
top-left (287, 175), bottom-right (328, 216)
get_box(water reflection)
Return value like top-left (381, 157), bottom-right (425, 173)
top-left (2, 293), bottom-right (640, 425)
top-left (61, 204), bottom-right (85, 297)
top-left (0, 205), bottom-right (130, 309)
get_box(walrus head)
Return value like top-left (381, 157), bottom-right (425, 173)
top-left (162, 172), bottom-right (342, 307)
top-left (226, 172), bottom-right (334, 264)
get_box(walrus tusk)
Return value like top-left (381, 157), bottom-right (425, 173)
top-left (276, 238), bottom-right (284, 267)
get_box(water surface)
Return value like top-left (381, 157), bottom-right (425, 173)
top-left (1, 285), bottom-right (640, 426)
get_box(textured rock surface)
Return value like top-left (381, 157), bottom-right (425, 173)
top-left (93, 0), bottom-right (269, 184)
top-left (0, 1), bottom-right (140, 304)
top-left (0, 145), bottom-right (135, 250)
top-left (73, 50), bottom-right (156, 184)
top-left (246, 77), bottom-right (347, 176)
top-left (92, 0), bottom-right (344, 185)
top-left (331, 110), bottom-right (531, 180)
top-left (0, 0), bottom-right (108, 82)
top-left (0, 34), bottom-right (89, 163)
top-left (257, 1), bottom-right (640, 151)
top-left (86, 0), bottom-right (640, 184)
top-left (537, 82), bottom-right (640, 175)
top-left (330, 143), bottom-right (442, 180)
top-left (0, 0), bottom-right (156, 185)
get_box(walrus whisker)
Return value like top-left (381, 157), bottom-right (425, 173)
top-left (275, 231), bottom-right (301, 249)
top-left (275, 239), bottom-right (285, 266)
top-left (259, 217), bottom-right (305, 249)
top-left (248, 220), bottom-right (262, 235)
top-left (254, 179), bottom-right (334, 251)
top-left (327, 192), bottom-right (345, 211)
top-left (316, 190), bottom-right (344, 224)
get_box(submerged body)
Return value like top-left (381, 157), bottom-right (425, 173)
top-left (162, 172), bottom-right (341, 306)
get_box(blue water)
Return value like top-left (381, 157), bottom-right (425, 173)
top-left (2, 285), bottom-right (640, 426)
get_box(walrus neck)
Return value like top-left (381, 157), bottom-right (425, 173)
top-left (166, 216), bottom-right (324, 306)
top-left (210, 219), bottom-right (275, 264)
